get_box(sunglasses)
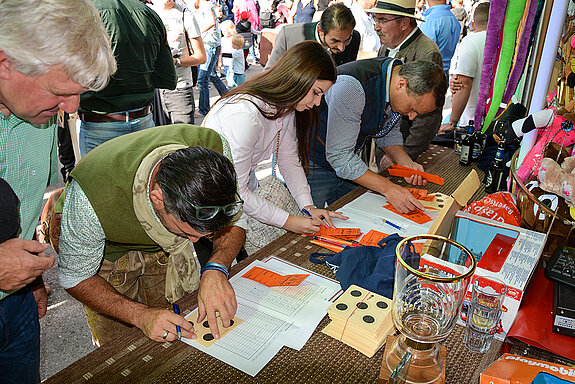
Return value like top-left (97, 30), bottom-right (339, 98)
top-left (160, 182), bottom-right (244, 220)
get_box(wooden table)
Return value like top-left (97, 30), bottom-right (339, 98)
top-left (45, 146), bottom-right (498, 384)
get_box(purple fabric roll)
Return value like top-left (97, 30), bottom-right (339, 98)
top-left (501, 0), bottom-right (539, 104)
top-left (475, 0), bottom-right (508, 128)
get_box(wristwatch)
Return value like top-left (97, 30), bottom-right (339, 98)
top-left (448, 121), bottom-right (458, 128)
top-left (175, 58), bottom-right (182, 67)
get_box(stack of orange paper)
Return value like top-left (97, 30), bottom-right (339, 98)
top-left (322, 285), bottom-right (394, 357)
top-left (307, 228), bottom-right (363, 252)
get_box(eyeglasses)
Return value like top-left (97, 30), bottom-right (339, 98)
top-left (373, 15), bottom-right (403, 26)
top-left (160, 182), bottom-right (244, 220)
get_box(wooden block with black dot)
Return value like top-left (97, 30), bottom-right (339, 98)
top-left (186, 315), bottom-right (243, 348)
top-left (327, 285), bottom-right (393, 336)
top-left (420, 192), bottom-right (449, 211)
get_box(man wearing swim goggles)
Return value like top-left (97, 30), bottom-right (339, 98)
top-left (57, 125), bottom-right (246, 347)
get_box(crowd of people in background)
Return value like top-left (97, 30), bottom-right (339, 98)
top-left (0, 0), bottom-right (491, 382)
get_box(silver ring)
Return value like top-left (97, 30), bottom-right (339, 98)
top-left (162, 331), bottom-right (169, 340)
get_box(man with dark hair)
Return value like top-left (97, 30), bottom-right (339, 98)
top-left (57, 125), bottom-right (246, 347)
top-left (370, 0), bottom-right (444, 160)
top-left (306, 59), bottom-right (447, 212)
top-left (265, 3), bottom-right (361, 68)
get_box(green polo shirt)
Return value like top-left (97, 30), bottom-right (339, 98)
top-left (0, 113), bottom-right (58, 300)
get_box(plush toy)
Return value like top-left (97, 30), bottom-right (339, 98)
top-left (538, 156), bottom-right (575, 206)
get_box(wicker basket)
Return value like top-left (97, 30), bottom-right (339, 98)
top-left (509, 149), bottom-right (575, 257)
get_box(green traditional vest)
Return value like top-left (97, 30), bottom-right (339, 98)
top-left (66, 125), bottom-right (224, 262)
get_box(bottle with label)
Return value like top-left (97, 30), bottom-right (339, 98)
top-left (469, 120), bottom-right (483, 160)
top-left (459, 123), bottom-right (475, 166)
top-left (485, 141), bottom-right (506, 193)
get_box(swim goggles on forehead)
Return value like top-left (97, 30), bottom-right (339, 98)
top-left (159, 182), bottom-right (243, 220)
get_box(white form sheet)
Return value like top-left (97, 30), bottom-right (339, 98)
top-left (329, 191), bottom-right (440, 239)
top-left (182, 256), bottom-right (342, 376)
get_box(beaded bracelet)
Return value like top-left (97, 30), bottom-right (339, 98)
top-left (200, 262), bottom-right (229, 279)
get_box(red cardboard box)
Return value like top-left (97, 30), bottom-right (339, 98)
top-left (480, 354), bottom-right (575, 383)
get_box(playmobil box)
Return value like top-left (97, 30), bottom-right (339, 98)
top-left (450, 211), bottom-right (546, 340)
top-left (425, 170), bottom-right (546, 340)
top-left (480, 354), bottom-right (575, 383)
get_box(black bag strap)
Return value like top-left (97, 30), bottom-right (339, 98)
top-left (182, 11), bottom-right (193, 56)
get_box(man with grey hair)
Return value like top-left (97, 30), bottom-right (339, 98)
top-left (306, 58), bottom-right (447, 212)
top-left (0, 0), bottom-right (116, 381)
top-left (370, 0), bottom-right (444, 160)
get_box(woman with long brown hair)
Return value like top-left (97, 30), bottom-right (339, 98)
top-left (202, 41), bottom-right (346, 242)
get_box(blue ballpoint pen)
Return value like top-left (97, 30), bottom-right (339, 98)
top-left (173, 303), bottom-right (182, 340)
top-left (382, 218), bottom-right (402, 230)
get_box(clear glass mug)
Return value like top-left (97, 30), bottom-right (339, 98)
top-left (385, 235), bottom-right (476, 384)
top-left (464, 276), bottom-right (508, 354)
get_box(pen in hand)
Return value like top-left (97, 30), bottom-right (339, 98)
top-left (301, 208), bottom-right (330, 228)
top-left (173, 303), bottom-right (182, 340)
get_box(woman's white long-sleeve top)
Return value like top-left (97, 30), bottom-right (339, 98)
top-left (203, 95), bottom-right (314, 227)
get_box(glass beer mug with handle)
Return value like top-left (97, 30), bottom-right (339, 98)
top-left (384, 235), bottom-right (477, 384)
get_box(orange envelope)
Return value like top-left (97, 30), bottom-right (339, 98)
top-left (359, 230), bottom-right (390, 246)
top-left (243, 266), bottom-right (309, 287)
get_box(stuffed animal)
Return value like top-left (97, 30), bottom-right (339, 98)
top-left (538, 156), bottom-right (575, 206)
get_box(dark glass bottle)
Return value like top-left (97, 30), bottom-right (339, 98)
top-left (485, 141), bottom-right (506, 193)
top-left (469, 120), bottom-right (483, 160)
top-left (459, 123), bottom-right (474, 166)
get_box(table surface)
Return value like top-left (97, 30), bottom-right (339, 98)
top-left (45, 146), bottom-right (499, 384)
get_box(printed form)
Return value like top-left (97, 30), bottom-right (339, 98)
top-left (182, 256), bottom-right (342, 376)
top-left (330, 192), bottom-right (441, 239)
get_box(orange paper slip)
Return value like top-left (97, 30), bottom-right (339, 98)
top-left (359, 230), bottom-right (390, 246)
top-left (407, 188), bottom-right (428, 199)
top-left (242, 266), bottom-right (309, 287)
top-left (312, 227), bottom-right (362, 240)
top-left (407, 188), bottom-right (436, 201)
top-left (382, 204), bottom-right (433, 224)
top-left (388, 164), bottom-right (444, 185)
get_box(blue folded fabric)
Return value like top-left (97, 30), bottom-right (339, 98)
top-left (309, 233), bottom-right (407, 298)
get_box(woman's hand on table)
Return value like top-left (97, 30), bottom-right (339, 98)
top-left (306, 207), bottom-right (349, 229)
top-left (284, 208), bottom-right (349, 234)
top-left (383, 183), bottom-right (424, 214)
top-left (283, 215), bottom-right (322, 234)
